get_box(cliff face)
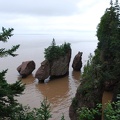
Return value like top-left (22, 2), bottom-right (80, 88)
top-left (35, 49), bottom-right (71, 82)
top-left (69, 79), bottom-right (103, 120)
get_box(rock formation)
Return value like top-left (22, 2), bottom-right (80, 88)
top-left (69, 79), bottom-right (103, 120)
top-left (72, 52), bottom-right (82, 71)
top-left (17, 60), bottom-right (35, 78)
top-left (35, 60), bottom-right (50, 82)
top-left (50, 49), bottom-right (71, 77)
top-left (35, 49), bottom-right (71, 82)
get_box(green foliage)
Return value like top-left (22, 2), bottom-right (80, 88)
top-left (10, 99), bottom-right (52, 120)
top-left (0, 27), bottom-right (20, 57)
top-left (77, 104), bottom-right (102, 120)
top-left (104, 101), bottom-right (120, 120)
top-left (81, 0), bottom-right (120, 91)
top-left (76, 1), bottom-right (120, 119)
top-left (0, 27), bottom-right (14, 42)
top-left (82, 54), bottom-right (94, 80)
top-left (72, 97), bottom-right (78, 110)
top-left (44, 38), bottom-right (71, 61)
top-left (80, 53), bottom-right (102, 98)
top-left (35, 98), bottom-right (52, 120)
top-left (96, 0), bottom-right (120, 65)
top-left (0, 27), bottom-right (25, 119)
top-left (95, 0), bottom-right (120, 85)
top-left (77, 101), bottom-right (120, 120)
top-left (61, 114), bottom-right (65, 120)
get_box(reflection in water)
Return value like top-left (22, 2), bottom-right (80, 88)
top-left (71, 71), bottom-right (81, 90)
top-left (17, 71), bottom-right (81, 120)
top-left (68, 71), bottom-right (81, 99)
top-left (20, 74), bottom-right (35, 84)
top-left (16, 74), bottom-right (43, 108)
top-left (72, 71), bottom-right (81, 81)
top-left (36, 76), bottom-right (69, 105)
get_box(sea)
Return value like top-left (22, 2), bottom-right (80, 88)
top-left (0, 34), bottom-right (98, 120)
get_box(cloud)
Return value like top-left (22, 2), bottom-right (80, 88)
top-left (0, 0), bottom-right (111, 36)
top-left (0, 0), bottom-right (80, 16)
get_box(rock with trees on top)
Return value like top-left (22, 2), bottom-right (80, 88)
top-left (35, 38), bottom-right (71, 82)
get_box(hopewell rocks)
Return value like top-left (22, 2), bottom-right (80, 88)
top-left (35, 49), bottom-right (71, 82)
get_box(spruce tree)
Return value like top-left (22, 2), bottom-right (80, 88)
top-left (0, 28), bottom-right (53, 120)
top-left (70, 1), bottom-right (120, 119)
top-left (96, 0), bottom-right (120, 82)
top-left (0, 27), bottom-right (25, 119)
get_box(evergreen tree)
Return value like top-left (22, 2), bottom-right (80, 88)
top-left (96, 0), bottom-right (120, 82)
top-left (0, 27), bottom-right (25, 119)
top-left (70, 1), bottom-right (120, 119)
top-left (0, 27), bottom-right (53, 120)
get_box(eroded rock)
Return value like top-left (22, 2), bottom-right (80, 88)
top-left (35, 60), bottom-right (50, 82)
top-left (17, 60), bottom-right (35, 78)
top-left (50, 49), bottom-right (71, 78)
top-left (35, 49), bottom-right (71, 82)
top-left (72, 52), bottom-right (82, 71)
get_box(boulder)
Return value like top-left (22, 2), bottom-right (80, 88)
top-left (72, 52), bottom-right (82, 71)
top-left (50, 49), bottom-right (71, 77)
top-left (35, 60), bottom-right (50, 82)
top-left (17, 60), bottom-right (35, 78)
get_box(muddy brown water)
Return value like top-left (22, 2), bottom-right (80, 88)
top-left (0, 35), bottom-right (98, 119)
top-left (102, 91), bottom-right (113, 120)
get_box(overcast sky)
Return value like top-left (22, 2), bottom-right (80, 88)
top-left (0, 0), bottom-right (111, 37)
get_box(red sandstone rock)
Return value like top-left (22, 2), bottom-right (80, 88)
top-left (17, 60), bottom-right (35, 78)
top-left (72, 52), bottom-right (82, 71)
top-left (35, 60), bottom-right (50, 82)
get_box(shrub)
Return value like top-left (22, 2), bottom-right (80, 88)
top-left (104, 101), bottom-right (120, 120)
top-left (44, 38), bottom-right (71, 61)
top-left (10, 99), bottom-right (52, 120)
top-left (77, 101), bottom-right (120, 120)
top-left (77, 104), bottom-right (102, 120)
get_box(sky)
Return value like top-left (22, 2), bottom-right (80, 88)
top-left (0, 0), bottom-right (111, 39)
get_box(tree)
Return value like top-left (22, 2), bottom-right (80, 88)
top-left (44, 39), bottom-right (71, 61)
top-left (96, 0), bottom-right (120, 82)
top-left (11, 98), bottom-right (52, 120)
top-left (0, 27), bottom-right (58, 120)
top-left (70, 1), bottom-right (120, 120)
top-left (0, 27), bottom-right (20, 57)
top-left (0, 27), bottom-right (25, 119)
top-left (82, 0), bottom-right (120, 118)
